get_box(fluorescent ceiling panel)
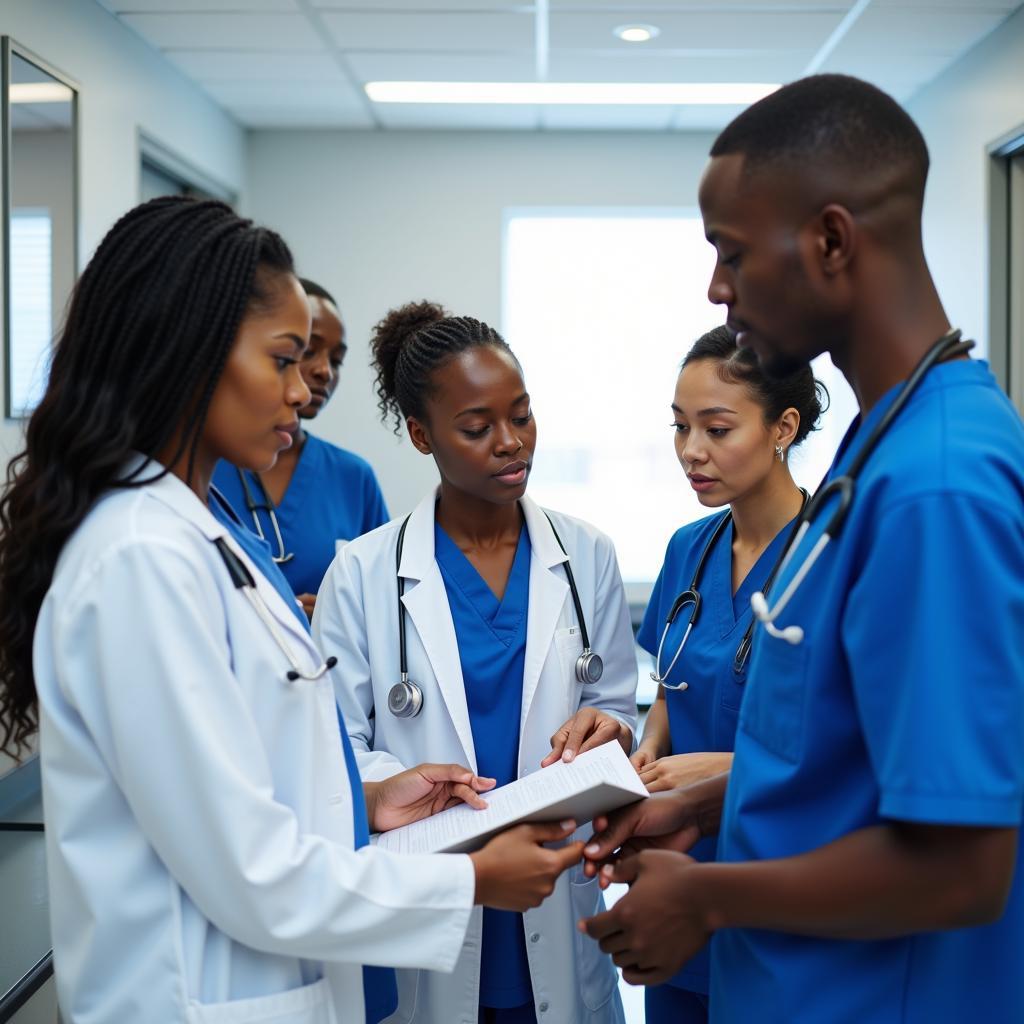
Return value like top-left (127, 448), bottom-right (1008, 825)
top-left (365, 82), bottom-right (779, 104)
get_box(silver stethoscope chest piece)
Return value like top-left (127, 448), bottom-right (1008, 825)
top-left (576, 650), bottom-right (604, 685)
top-left (388, 674), bottom-right (423, 718)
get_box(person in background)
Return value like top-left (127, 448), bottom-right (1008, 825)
top-left (631, 324), bottom-right (825, 1024)
top-left (213, 277), bottom-right (388, 618)
top-left (0, 198), bottom-right (584, 1024)
top-left (314, 300), bottom-right (637, 1024)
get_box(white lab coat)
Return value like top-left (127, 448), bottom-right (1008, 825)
top-left (312, 492), bottom-right (638, 1024)
top-left (33, 467), bottom-right (476, 1024)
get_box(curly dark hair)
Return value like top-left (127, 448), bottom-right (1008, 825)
top-left (682, 325), bottom-right (828, 447)
top-left (369, 300), bottom-right (518, 434)
top-left (0, 196), bottom-right (294, 757)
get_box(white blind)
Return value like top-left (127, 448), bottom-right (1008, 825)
top-left (9, 209), bottom-right (54, 417)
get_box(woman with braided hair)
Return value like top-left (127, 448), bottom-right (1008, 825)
top-left (0, 199), bottom-right (587, 1024)
top-left (313, 300), bottom-right (638, 1024)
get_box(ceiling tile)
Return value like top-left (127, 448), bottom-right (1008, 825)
top-left (311, 0), bottom-right (534, 8)
top-left (347, 51), bottom-right (535, 82)
top-left (549, 0), bottom-right (852, 9)
top-left (374, 103), bottom-right (540, 129)
top-left (872, 0), bottom-right (1021, 8)
top-left (825, 6), bottom-right (1008, 58)
top-left (549, 10), bottom-right (846, 51)
top-left (119, 12), bottom-right (324, 51)
top-left (101, 0), bottom-right (299, 9)
top-left (547, 50), bottom-right (808, 83)
top-left (166, 50), bottom-right (345, 82)
top-left (539, 103), bottom-right (675, 129)
top-left (201, 78), bottom-right (374, 127)
top-left (320, 11), bottom-right (535, 50)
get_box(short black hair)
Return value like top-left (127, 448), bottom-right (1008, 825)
top-left (711, 74), bottom-right (929, 199)
top-left (298, 277), bottom-right (337, 307)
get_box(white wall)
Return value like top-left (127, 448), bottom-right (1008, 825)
top-left (908, 1), bottom-right (1024, 356)
top-left (0, 0), bottom-right (247, 460)
top-left (246, 129), bottom-right (716, 517)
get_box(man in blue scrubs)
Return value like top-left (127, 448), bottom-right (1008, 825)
top-left (581, 74), bottom-right (1024, 1022)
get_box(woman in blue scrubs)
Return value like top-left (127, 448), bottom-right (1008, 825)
top-left (213, 278), bottom-right (388, 617)
top-left (632, 325), bottom-right (824, 1024)
top-left (314, 301), bottom-right (638, 1024)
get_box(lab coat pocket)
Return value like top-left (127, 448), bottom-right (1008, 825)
top-left (570, 873), bottom-right (618, 1011)
top-left (737, 635), bottom-right (810, 765)
top-left (186, 977), bottom-right (337, 1024)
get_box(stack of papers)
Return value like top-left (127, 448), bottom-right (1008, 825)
top-left (375, 740), bottom-right (648, 855)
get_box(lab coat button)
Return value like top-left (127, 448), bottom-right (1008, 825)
top-left (538, 1002), bottom-right (549, 1013)
top-left (530, 932), bottom-right (540, 943)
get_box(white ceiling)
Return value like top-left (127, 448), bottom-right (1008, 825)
top-left (94, 0), bottom-right (1024, 131)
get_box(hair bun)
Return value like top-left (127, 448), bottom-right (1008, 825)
top-left (373, 300), bottom-right (447, 353)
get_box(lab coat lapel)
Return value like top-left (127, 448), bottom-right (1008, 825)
top-left (148, 468), bottom-right (322, 668)
top-left (519, 497), bottom-right (570, 737)
top-left (399, 491), bottom-right (477, 771)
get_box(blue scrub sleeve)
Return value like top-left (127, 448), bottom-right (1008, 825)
top-left (843, 493), bottom-right (1024, 826)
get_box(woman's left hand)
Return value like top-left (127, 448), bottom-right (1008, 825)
top-left (541, 708), bottom-right (632, 767)
top-left (367, 763), bottom-right (496, 833)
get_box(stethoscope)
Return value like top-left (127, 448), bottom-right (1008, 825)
top-left (387, 512), bottom-right (605, 719)
top-left (213, 534), bottom-right (337, 683)
top-left (751, 329), bottom-right (974, 646)
top-left (236, 468), bottom-right (294, 565)
top-left (650, 488), bottom-right (809, 690)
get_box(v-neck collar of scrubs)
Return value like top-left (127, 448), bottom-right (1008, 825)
top-left (706, 516), bottom-right (796, 637)
top-left (433, 521), bottom-right (531, 644)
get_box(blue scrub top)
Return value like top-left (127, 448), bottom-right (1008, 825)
top-left (435, 521), bottom-right (534, 1010)
top-left (714, 360), bottom-right (1024, 1023)
top-left (637, 511), bottom-right (795, 995)
top-left (210, 489), bottom-right (398, 1023)
top-left (212, 433), bottom-right (389, 597)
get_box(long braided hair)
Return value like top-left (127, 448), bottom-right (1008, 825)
top-left (0, 196), bottom-right (294, 757)
top-left (370, 300), bottom-right (518, 433)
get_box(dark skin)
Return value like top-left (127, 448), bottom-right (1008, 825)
top-left (406, 345), bottom-right (632, 764)
top-left (578, 152), bottom-right (1018, 982)
top-left (259, 294), bottom-right (347, 618)
top-left (158, 274), bottom-right (585, 909)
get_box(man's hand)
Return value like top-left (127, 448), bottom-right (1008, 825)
top-left (541, 707), bottom-right (632, 766)
top-left (471, 820), bottom-right (584, 911)
top-left (582, 788), bottom-right (704, 884)
top-left (367, 763), bottom-right (495, 833)
top-left (579, 851), bottom-right (710, 985)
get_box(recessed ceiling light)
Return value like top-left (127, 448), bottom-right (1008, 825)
top-left (365, 82), bottom-right (779, 106)
top-left (614, 24), bottom-right (660, 43)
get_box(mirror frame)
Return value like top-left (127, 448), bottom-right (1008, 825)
top-left (1, 37), bottom-right (80, 420)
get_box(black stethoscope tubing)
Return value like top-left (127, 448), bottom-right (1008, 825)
top-left (652, 488), bottom-right (809, 685)
top-left (388, 510), bottom-right (604, 718)
top-left (236, 468), bottom-right (294, 565)
top-left (752, 329), bottom-right (974, 642)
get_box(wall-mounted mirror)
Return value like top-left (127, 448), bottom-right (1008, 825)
top-left (2, 38), bottom-right (78, 419)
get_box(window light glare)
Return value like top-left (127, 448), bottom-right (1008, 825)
top-left (364, 82), bottom-right (780, 106)
top-left (10, 82), bottom-right (74, 104)
top-left (614, 24), bottom-right (659, 43)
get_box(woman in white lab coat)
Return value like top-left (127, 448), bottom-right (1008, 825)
top-left (313, 302), bottom-right (638, 1024)
top-left (0, 199), bottom-right (583, 1024)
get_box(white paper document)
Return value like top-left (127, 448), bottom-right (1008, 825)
top-left (375, 739), bottom-right (648, 855)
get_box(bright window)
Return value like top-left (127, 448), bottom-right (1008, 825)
top-left (9, 209), bottom-right (54, 416)
top-left (502, 209), bottom-right (856, 590)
